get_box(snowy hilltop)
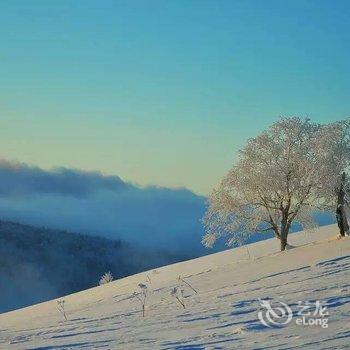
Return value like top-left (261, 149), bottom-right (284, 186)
top-left (0, 224), bottom-right (349, 349)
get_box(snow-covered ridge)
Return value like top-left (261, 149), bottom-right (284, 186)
top-left (1, 224), bottom-right (349, 349)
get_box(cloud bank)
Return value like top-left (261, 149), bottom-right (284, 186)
top-left (0, 160), bottom-right (207, 255)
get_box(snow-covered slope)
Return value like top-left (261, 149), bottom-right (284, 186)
top-left (1, 224), bottom-right (349, 349)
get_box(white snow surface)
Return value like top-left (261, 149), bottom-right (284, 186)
top-left (0, 224), bottom-right (349, 349)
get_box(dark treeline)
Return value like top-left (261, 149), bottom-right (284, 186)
top-left (0, 221), bottom-right (189, 313)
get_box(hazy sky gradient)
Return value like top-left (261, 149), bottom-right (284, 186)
top-left (1, 0), bottom-right (349, 194)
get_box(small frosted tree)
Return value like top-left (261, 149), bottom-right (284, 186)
top-left (133, 283), bottom-right (148, 317)
top-left (99, 271), bottom-right (114, 286)
top-left (203, 117), bottom-right (333, 251)
top-left (57, 299), bottom-right (67, 321)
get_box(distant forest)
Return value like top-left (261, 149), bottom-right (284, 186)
top-left (0, 221), bottom-right (188, 313)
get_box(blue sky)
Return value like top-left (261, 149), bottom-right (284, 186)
top-left (0, 0), bottom-right (349, 194)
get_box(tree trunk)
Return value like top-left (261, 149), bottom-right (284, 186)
top-left (280, 213), bottom-right (289, 251)
top-left (280, 236), bottom-right (288, 251)
top-left (280, 227), bottom-right (288, 251)
top-left (336, 173), bottom-right (349, 237)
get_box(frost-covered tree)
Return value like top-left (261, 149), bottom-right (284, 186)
top-left (170, 287), bottom-right (186, 309)
top-left (315, 119), bottom-right (350, 236)
top-left (203, 117), bottom-right (330, 251)
top-left (133, 283), bottom-right (148, 317)
top-left (99, 271), bottom-right (114, 285)
top-left (57, 299), bottom-right (67, 321)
